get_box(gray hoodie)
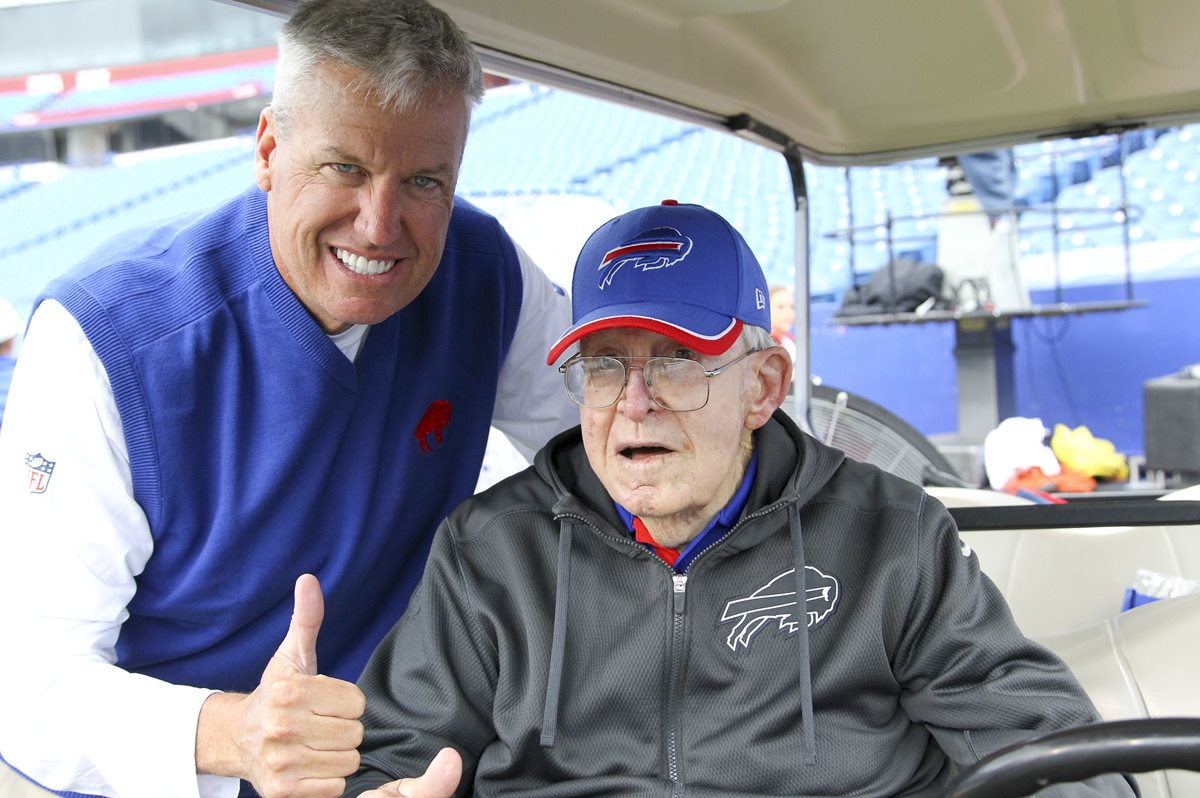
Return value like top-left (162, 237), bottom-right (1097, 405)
top-left (346, 411), bottom-right (1134, 797)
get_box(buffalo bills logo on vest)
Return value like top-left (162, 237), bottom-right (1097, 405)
top-left (597, 226), bottom-right (693, 288)
top-left (720, 565), bottom-right (840, 652)
top-left (25, 452), bottom-right (56, 494)
top-left (414, 400), bottom-right (452, 454)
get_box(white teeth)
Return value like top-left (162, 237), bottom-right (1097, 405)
top-left (335, 248), bottom-right (397, 276)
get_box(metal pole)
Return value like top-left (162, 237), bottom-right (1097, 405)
top-left (785, 147), bottom-right (812, 434)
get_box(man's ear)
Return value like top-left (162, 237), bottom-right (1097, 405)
top-left (254, 107), bottom-right (277, 192)
top-left (745, 346), bottom-right (794, 430)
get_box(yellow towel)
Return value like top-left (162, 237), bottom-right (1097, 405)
top-left (1050, 424), bottom-right (1129, 481)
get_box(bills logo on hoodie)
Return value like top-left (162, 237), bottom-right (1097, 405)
top-left (597, 226), bottom-right (693, 288)
top-left (720, 565), bottom-right (840, 652)
top-left (25, 452), bottom-right (56, 494)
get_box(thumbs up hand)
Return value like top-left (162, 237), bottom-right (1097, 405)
top-left (198, 574), bottom-right (366, 798)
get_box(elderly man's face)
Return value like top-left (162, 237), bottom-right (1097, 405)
top-left (254, 61), bottom-right (469, 333)
top-left (579, 328), bottom-right (780, 548)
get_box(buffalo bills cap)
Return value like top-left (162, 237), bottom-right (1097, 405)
top-left (546, 200), bottom-right (770, 364)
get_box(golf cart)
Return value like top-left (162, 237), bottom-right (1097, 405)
top-left (232, 1), bottom-right (1200, 793)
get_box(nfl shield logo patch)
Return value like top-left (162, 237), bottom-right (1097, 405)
top-left (25, 453), bottom-right (55, 494)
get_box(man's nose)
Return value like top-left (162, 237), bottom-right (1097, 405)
top-left (356, 188), bottom-right (404, 245)
top-left (619, 365), bottom-right (654, 420)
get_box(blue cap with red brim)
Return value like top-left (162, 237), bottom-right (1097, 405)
top-left (546, 200), bottom-right (770, 364)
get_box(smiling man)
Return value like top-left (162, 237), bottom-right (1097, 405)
top-left (256, 55), bottom-right (469, 333)
top-left (0, 2), bottom-right (577, 798)
top-left (344, 201), bottom-right (1134, 798)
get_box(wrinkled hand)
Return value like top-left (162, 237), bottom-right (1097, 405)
top-left (358, 748), bottom-right (463, 798)
top-left (235, 573), bottom-right (366, 798)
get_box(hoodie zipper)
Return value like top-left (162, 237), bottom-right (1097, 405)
top-left (556, 508), bottom-right (789, 793)
top-left (662, 504), bottom-right (793, 795)
top-left (667, 573), bottom-right (687, 796)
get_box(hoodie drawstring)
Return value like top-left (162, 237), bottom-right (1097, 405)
top-left (788, 501), bottom-right (818, 765)
top-left (540, 518), bottom-right (574, 748)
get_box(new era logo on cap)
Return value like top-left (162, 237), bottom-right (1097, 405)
top-left (546, 201), bottom-right (771, 364)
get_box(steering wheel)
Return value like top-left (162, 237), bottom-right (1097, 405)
top-left (943, 717), bottom-right (1200, 798)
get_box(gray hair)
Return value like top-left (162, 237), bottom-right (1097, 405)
top-left (740, 324), bottom-right (775, 353)
top-left (272, 0), bottom-right (484, 135)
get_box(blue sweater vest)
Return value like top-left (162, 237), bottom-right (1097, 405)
top-left (41, 187), bottom-right (522, 691)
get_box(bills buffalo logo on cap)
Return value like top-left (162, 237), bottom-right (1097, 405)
top-left (597, 226), bottom-right (693, 289)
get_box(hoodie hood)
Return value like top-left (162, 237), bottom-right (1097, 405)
top-left (531, 408), bottom-right (847, 761)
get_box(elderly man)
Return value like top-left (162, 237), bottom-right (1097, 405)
top-left (344, 201), bottom-right (1133, 797)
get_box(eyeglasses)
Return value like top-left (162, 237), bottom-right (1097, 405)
top-left (559, 349), bottom-right (760, 411)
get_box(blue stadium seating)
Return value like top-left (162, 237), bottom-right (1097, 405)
top-left (43, 63), bottom-right (274, 115)
top-left (0, 138), bottom-right (255, 313)
top-left (5, 80), bottom-right (1200, 322)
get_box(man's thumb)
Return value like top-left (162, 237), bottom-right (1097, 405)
top-left (397, 748), bottom-right (462, 798)
top-left (276, 573), bottom-right (323, 675)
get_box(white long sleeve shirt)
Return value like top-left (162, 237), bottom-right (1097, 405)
top-left (0, 245), bottom-right (576, 798)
